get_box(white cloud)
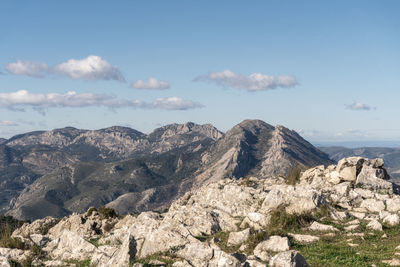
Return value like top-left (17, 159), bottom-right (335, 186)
top-left (0, 90), bottom-right (202, 113)
top-left (6, 60), bottom-right (48, 77)
top-left (6, 56), bottom-right (125, 82)
top-left (194, 69), bottom-right (298, 91)
top-left (346, 102), bottom-right (375, 111)
top-left (0, 120), bottom-right (18, 126)
top-left (152, 97), bottom-right (203, 110)
top-left (131, 77), bottom-right (170, 90)
top-left (53, 55), bottom-right (125, 81)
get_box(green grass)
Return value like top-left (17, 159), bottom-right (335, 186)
top-left (292, 223), bottom-right (400, 266)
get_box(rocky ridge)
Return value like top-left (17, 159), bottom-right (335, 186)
top-left (2, 157), bottom-right (400, 266)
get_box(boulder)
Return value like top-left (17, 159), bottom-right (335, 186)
top-left (356, 165), bottom-right (392, 192)
top-left (309, 222), bottom-right (339, 232)
top-left (227, 228), bottom-right (250, 246)
top-left (269, 250), bottom-right (309, 267)
top-left (44, 230), bottom-right (98, 261)
top-left (339, 166), bottom-right (357, 182)
top-left (386, 198), bottom-right (400, 213)
top-left (383, 214), bottom-right (400, 226)
top-left (254, 236), bottom-right (290, 253)
top-left (288, 234), bottom-right (319, 244)
top-left (359, 199), bottom-right (385, 213)
top-left (366, 220), bottom-right (383, 231)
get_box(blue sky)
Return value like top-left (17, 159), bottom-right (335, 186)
top-left (1, 1), bottom-right (399, 144)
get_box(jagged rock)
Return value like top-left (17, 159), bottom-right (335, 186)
top-left (30, 234), bottom-right (49, 247)
top-left (344, 225), bottom-right (359, 231)
top-left (254, 236), bottom-right (290, 254)
top-left (208, 246), bottom-right (241, 267)
top-left (172, 260), bottom-right (192, 267)
top-left (288, 234), bottom-right (319, 244)
top-left (42, 260), bottom-right (66, 266)
top-left (175, 242), bottom-right (216, 266)
top-left (382, 259), bottom-right (400, 266)
top-left (0, 256), bottom-right (10, 267)
top-left (339, 166), bottom-right (357, 181)
top-left (346, 219), bottom-right (360, 225)
top-left (353, 188), bottom-right (375, 199)
top-left (12, 217), bottom-right (59, 238)
top-left (309, 222), bottom-right (339, 232)
top-left (359, 199), bottom-right (385, 213)
top-left (260, 184), bottom-right (325, 215)
top-left (240, 212), bottom-right (270, 230)
top-left (0, 248), bottom-right (30, 263)
top-left (366, 220), bottom-right (383, 231)
top-left (227, 228), bottom-right (250, 246)
top-left (356, 164), bottom-right (392, 192)
top-left (386, 198), bottom-right (400, 213)
top-left (383, 214), bottom-right (400, 226)
top-left (349, 211), bottom-right (366, 219)
top-left (269, 250), bottom-right (309, 267)
top-left (44, 230), bottom-right (98, 261)
top-left (245, 259), bottom-right (266, 267)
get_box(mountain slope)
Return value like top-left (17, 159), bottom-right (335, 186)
top-left (194, 120), bottom-right (333, 185)
top-left (2, 120), bottom-right (333, 220)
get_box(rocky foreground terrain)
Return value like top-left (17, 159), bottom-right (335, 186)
top-left (2, 157), bottom-right (400, 266)
top-left (320, 146), bottom-right (400, 181)
top-left (0, 120), bottom-right (333, 220)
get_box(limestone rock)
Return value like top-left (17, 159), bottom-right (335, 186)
top-left (227, 228), bottom-right (250, 246)
top-left (254, 236), bottom-right (290, 254)
top-left (359, 199), bottom-right (385, 213)
top-left (288, 234), bottom-right (319, 244)
top-left (339, 166), bottom-right (357, 181)
top-left (269, 250), bottom-right (309, 267)
top-left (0, 248), bottom-right (30, 263)
top-left (44, 230), bottom-right (98, 261)
top-left (386, 198), bottom-right (400, 213)
top-left (366, 220), bottom-right (383, 231)
top-left (309, 222), bottom-right (339, 232)
top-left (383, 214), bottom-right (400, 226)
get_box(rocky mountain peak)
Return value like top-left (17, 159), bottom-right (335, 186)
top-left (0, 138), bottom-right (6, 145)
top-left (148, 122), bottom-right (223, 141)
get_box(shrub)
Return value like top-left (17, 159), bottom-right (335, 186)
top-left (285, 165), bottom-right (302, 185)
top-left (98, 206), bottom-right (118, 219)
top-left (0, 223), bottom-right (27, 250)
top-left (268, 206), bottom-right (314, 235)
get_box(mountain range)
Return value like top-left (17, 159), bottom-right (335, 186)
top-left (1, 120), bottom-right (334, 220)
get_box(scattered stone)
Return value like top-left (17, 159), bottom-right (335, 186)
top-left (349, 211), bottom-right (366, 220)
top-left (346, 233), bottom-right (364, 237)
top-left (386, 198), bottom-right (400, 213)
top-left (288, 233), bottom-right (319, 244)
top-left (254, 236), bottom-right (290, 253)
top-left (344, 225), bottom-right (359, 231)
top-left (227, 228), bottom-right (250, 246)
top-left (360, 199), bottom-right (385, 213)
top-left (346, 219), bottom-right (360, 225)
top-left (347, 243), bottom-right (359, 247)
top-left (383, 214), bottom-right (400, 226)
top-left (366, 220), bottom-right (383, 231)
top-left (309, 222), bottom-right (339, 232)
top-left (382, 259), bottom-right (400, 266)
top-left (269, 250), bottom-right (310, 267)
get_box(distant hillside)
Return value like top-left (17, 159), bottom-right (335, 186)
top-left (1, 120), bottom-right (333, 220)
top-left (319, 146), bottom-right (400, 181)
